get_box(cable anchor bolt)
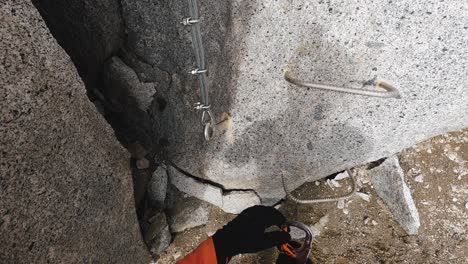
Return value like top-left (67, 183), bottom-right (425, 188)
top-left (182, 17), bottom-right (200, 26)
top-left (194, 102), bottom-right (211, 111)
top-left (190, 68), bottom-right (207, 75)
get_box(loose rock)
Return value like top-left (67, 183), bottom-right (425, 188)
top-left (414, 175), bottom-right (424, 183)
top-left (310, 215), bottom-right (329, 237)
top-left (369, 156), bottom-right (420, 235)
top-left (127, 142), bottom-right (148, 159)
top-left (145, 212), bottom-right (172, 256)
top-left (136, 158), bottom-right (150, 169)
top-left (364, 217), bottom-right (370, 225)
top-left (357, 192), bottom-right (371, 203)
top-left (147, 166), bottom-right (168, 209)
top-left (148, 225), bottom-right (172, 256)
top-left (337, 200), bottom-right (345, 209)
top-left (334, 171), bottom-right (350, 181)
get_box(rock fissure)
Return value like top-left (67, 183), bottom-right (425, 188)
top-left (165, 160), bottom-right (260, 195)
top-left (166, 162), bottom-right (261, 214)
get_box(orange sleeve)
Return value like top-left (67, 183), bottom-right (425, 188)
top-left (177, 237), bottom-right (219, 264)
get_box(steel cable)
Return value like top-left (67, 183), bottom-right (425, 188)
top-left (186, 0), bottom-right (214, 140)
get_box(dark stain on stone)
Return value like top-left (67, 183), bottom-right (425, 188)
top-left (363, 76), bottom-right (377, 87)
top-left (28, 242), bottom-right (35, 251)
top-left (313, 105), bottom-right (325, 120)
top-left (158, 138), bottom-right (170, 147)
top-left (156, 97), bottom-right (167, 112)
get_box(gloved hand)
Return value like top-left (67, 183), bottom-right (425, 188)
top-left (212, 205), bottom-right (291, 263)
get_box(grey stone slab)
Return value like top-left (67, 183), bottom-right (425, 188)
top-left (222, 191), bottom-right (261, 214)
top-left (166, 166), bottom-right (261, 213)
top-left (370, 156), bottom-right (420, 235)
top-left (167, 166), bottom-right (223, 208)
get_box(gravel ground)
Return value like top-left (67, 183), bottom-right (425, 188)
top-left (158, 129), bottom-right (467, 263)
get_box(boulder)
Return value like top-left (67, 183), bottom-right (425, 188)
top-left (139, 0), bottom-right (468, 205)
top-left (0, 2), bottom-right (150, 263)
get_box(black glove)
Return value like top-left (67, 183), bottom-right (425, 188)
top-left (212, 205), bottom-right (291, 263)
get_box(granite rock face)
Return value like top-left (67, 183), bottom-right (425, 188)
top-left (370, 157), bottom-right (420, 235)
top-left (0, 2), bottom-right (150, 263)
top-left (29, 0), bottom-right (468, 209)
top-left (151, 0), bottom-right (468, 205)
top-left (32, 0), bottom-right (123, 89)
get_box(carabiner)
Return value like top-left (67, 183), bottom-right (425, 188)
top-left (204, 121), bottom-right (214, 141)
top-left (280, 221), bottom-right (313, 264)
top-left (201, 109), bottom-right (215, 141)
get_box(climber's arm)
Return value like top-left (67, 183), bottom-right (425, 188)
top-left (177, 205), bottom-right (290, 264)
top-left (177, 237), bottom-right (221, 264)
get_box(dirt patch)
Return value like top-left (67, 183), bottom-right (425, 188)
top-left (159, 129), bottom-right (467, 263)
